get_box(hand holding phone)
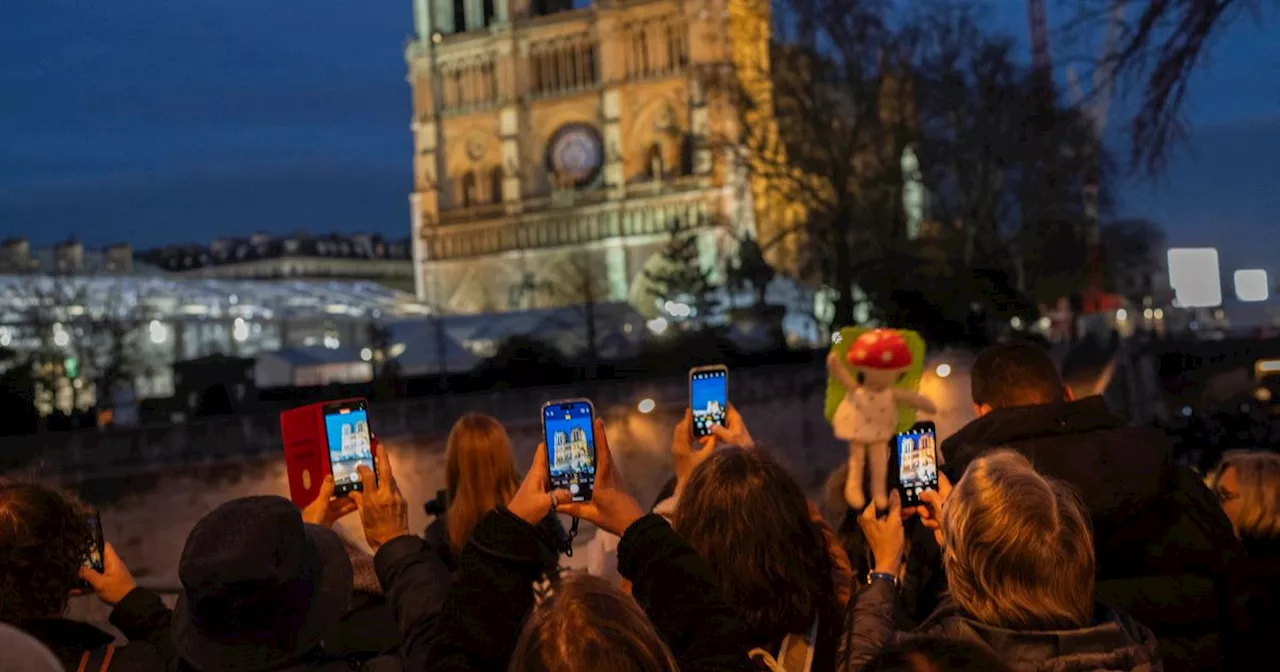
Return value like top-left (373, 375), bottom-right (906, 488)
top-left (542, 399), bottom-right (598, 503)
top-left (689, 365), bottom-right (729, 438)
top-left (553, 418), bottom-right (647, 538)
top-left (73, 512), bottom-right (105, 593)
top-left (322, 400), bottom-right (378, 497)
top-left (893, 421), bottom-right (939, 508)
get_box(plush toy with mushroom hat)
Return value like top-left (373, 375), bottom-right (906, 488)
top-left (826, 328), bottom-right (936, 513)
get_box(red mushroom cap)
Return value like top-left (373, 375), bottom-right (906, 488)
top-left (846, 329), bottom-right (912, 370)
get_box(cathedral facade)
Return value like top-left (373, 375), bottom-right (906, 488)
top-left (405, 0), bottom-right (774, 317)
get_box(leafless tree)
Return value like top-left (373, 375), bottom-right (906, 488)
top-left (1064, 0), bottom-right (1275, 175)
top-left (915, 4), bottom-right (1115, 302)
top-left (536, 251), bottom-right (613, 377)
top-left (709, 0), bottom-right (926, 327)
top-left (14, 275), bottom-right (153, 421)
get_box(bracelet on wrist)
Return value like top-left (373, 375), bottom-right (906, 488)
top-left (867, 571), bottom-right (899, 586)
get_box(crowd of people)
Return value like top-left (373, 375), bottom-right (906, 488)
top-left (1, 341), bottom-right (1278, 671)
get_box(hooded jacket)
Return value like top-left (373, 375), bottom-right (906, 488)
top-left (938, 396), bottom-right (1241, 672)
top-left (840, 580), bottom-right (1162, 672)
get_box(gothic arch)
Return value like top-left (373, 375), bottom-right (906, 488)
top-left (627, 96), bottom-right (685, 182)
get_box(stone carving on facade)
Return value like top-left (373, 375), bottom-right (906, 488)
top-left (466, 135), bottom-right (487, 161)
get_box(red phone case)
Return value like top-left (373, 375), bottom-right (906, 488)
top-left (280, 398), bottom-right (372, 509)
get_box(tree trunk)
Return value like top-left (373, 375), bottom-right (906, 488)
top-left (833, 224), bottom-right (857, 328)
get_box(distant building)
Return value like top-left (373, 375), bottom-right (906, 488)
top-left (254, 346), bottom-right (375, 389)
top-left (0, 238), bottom-right (149, 275)
top-left (137, 233), bottom-right (415, 293)
top-left (403, 0), bottom-right (797, 318)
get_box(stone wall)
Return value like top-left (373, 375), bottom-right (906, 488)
top-left (54, 355), bottom-right (978, 624)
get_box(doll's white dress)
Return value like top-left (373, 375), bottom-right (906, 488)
top-left (833, 385), bottom-right (897, 443)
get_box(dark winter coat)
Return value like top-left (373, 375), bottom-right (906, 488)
top-left (17, 618), bottom-right (162, 672)
top-left (937, 396), bottom-right (1242, 672)
top-left (429, 508), bottom-right (755, 671)
top-left (423, 511), bottom-right (567, 574)
top-left (1224, 535), bottom-right (1280, 669)
top-left (839, 580), bottom-right (1162, 672)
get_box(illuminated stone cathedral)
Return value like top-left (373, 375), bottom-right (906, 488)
top-left (404, 0), bottom-right (786, 317)
top-left (551, 426), bottom-right (592, 473)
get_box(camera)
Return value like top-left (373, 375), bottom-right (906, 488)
top-left (424, 489), bottom-right (448, 517)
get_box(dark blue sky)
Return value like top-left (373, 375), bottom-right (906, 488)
top-left (1, 1), bottom-right (1276, 276)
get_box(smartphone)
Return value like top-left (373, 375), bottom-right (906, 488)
top-left (322, 399), bottom-right (377, 497)
top-left (893, 421), bottom-right (939, 507)
top-left (542, 399), bottom-right (598, 503)
top-left (75, 511), bottom-right (105, 591)
top-left (689, 365), bottom-right (729, 438)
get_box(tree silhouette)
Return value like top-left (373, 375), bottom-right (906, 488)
top-left (644, 219), bottom-right (717, 328)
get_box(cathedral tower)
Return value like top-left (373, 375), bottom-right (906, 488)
top-left (405, 0), bottom-right (776, 317)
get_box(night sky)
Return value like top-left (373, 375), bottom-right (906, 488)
top-left (2, 1), bottom-right (1276, 277)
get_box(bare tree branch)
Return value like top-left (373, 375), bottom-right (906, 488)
top-left (1063, 0), bottom-right (1271, 175)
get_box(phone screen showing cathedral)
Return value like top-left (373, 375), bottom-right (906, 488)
top-left (690, 368), bottom-right (728, 438)
top-left (324, 404), bottom-right (373, 491)
top-left (543, 402), bottom-right (596, 502)
top-left (895, 427), bottom-right (938, 505)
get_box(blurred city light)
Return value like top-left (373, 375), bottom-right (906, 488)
top-left (1182, 406), bottom-right (1193, 417)
top-left (1233, 269), bottom-right (1269, 302)
top-left (1010, 316), bottom-right (1022, 330)
top-left (935, 363), bottom-right (952, 378)
top-left (647, 317), bottom-right (669, 334)
top-left (637, 398), bottom-right (656, 414)
top-left (360, 348), bottom-right (373, 362)
top-left (1116, 309), bottom-right (1127, 321)
top-left (148, 320), bottom-right (168, 344)
top-left (1154, 309), bottom-right (1164, 320)
top-left (1036, 316), bottom-right (1051, 331)
top-left (1256, 387), bottom-right (1272, 402)
top-left (232, 317), bottom-right (250, 342)
top-left (1144, 308), bottom-right (1154, 319)
top-left (53, 329), bottom-right (70, 347)
top-left (663, 301), bottom-right (692, 318)
top-left (1167, 248), bottom-right (1222, 308)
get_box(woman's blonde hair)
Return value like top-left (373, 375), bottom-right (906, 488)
top-left (445, 414), bottom-right (520, 556)
top-left (940, 450), bottom-right (1095, 631)
top-left (508, 573), bottom-right (678, 672)
top-left (1209, 450), bottom-right (1280, 539)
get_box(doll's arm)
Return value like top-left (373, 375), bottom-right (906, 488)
top-left (893, 388), bottom-right (937, 414)
top-left (826, 351), bottom-right (860, 391)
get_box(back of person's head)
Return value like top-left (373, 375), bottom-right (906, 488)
top-left (940, 450), bottom-right (1095, 631)
top-left (0, 623), bottom-right (64, 672)
top-left (864, 636), bottom-right (1015, 672)
top-left (1209, 449), bottom-right (1280, 540)
top-left (970, 341), bottom-right (1067, 410)
top-left (674, 447), bottom-right (838, 645)
top-left (509, 573), bottom-right (677, 672)
top-left (0, 479), bottom-right (91, 625)
top-left (445, 413), bottom-right (520, 555)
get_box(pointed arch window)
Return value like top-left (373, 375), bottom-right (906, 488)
top-left (646, 144), bottom-right (664, 180)
top-left (460, 171), bottom-right (477, 208)
top-left (490, 166), bottom-right (504, 203)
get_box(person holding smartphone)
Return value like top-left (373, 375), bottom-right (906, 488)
top-left (430, 418), bottom-right (756, 672)
top-left (0, 479), bottom-right (161, 671)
